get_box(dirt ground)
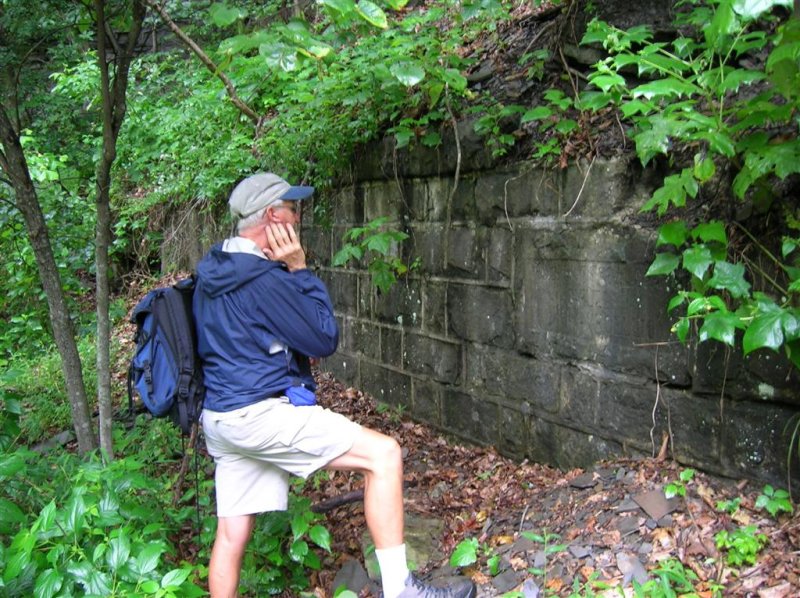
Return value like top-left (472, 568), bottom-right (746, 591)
top-left (306, 372), bottom-right (800, 597)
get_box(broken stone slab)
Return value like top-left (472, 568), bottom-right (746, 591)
top-left (491, 569), bottom-right (521, 594)
top-left (632, 489), bottom-right (680, 521)
top-left (616, 551), bottom-right (649, 586)
top-left (568, 545), bottom-right (592, 559)
top-left (569, 473), bottom-right (598, 489)
top-left (616, 498), bottom-right (641, 513)
top-left (615, 515), bottom-right (640, 537)
top-left (362, 512), bottom-right (446, 579)
top-left (331, 558), bottom-right (379, 595)
top-left (521, 579), bottom-right (541, 598)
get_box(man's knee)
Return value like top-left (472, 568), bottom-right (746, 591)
top-left (215, 515), bottom-right (255, 551)
top-left (371, 434), bottom-right (402, 474)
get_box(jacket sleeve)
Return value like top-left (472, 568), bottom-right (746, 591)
top-left (248, 268), bottom-right (339, 357)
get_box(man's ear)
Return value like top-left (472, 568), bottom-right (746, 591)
top-left (264, 206), bottom-right (279, 223)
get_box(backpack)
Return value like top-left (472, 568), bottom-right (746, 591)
top-left (128, 277), bottom-right (205, 436)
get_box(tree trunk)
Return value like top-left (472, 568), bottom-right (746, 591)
top-left (0, 108), bottom-right (96, 454)
top-left (94, 0), bottom-right (145, 460)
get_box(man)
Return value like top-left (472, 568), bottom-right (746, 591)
top-left (193, 173), bottom-right (476, 598)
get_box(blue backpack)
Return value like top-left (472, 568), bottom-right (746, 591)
top-left (128, 277), bottom-right (205, 435)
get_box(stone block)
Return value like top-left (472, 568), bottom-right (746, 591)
top-left (527, 417), bottom-right (624, 470)
top-left (464, 345), bottom-right (558, 413)
top-left (374, 279), bottom-right (423, 327)
top-left (451, 176), bottom-right (478, 222)
top-left (363, 180), bottom-right (403, 223)
top-left (442, 390), bottom-right (499, 445)
top-left (559, 365), bottom-right (600, 429)
top-left (447, 227), bottom-right (481, 277)
top-left (560, 157), bottom-right (635, 219)
top-left (330, 185), bottom-right (360, 224)
top-left (351, 320), bottom-right (381, 359)
top-left (422, 280), bottom-right (447, 335)
top-left (487, 227), bottom-right (513, 284)
top-left (361, 362), bottom-right (412, 408)
top-left (597, 376), bottom-right (668, 446)
top-left (497, 404), bottom-right (530, 459)
top-left (719, 399), bottom-right (800, 487)
top-left (514, 238), bottom-right (687, 379)
top-left (412, 379), bottom-right (442, 425)
top-left (412, 178), bottom-right (452, 222)
top-left (662, 389), bottom-right (721, 467)
top-left (448, 284), bottom-right (515, 348)
top-left (324, 354), bottom-right (359, 388)
top-left (381, 326), bottom-right (403, 368)
top-left (327, 270), bottom-right (359, 317)
top-left (413, 227), bottom-right (446, 275)
top-left (302, 227), bottom-right (332, 266)
top-left (403, 333), bottom-right (461, 385)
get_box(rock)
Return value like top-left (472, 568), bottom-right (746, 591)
top-left (331, 558), bottom-right (379, 595)
top-left (492, 569), bottom-right (521, 593)
top-left (616, 552), bottom-right (649, 586)
top-left (632, 489), bottom-right (680, 520)
top-left (569, 473), bottom-right (597, 489)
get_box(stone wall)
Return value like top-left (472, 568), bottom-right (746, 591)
top-left (303, 136), bottom-right (800, 488)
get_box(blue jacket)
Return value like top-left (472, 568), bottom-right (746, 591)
top-left (193, 243), bottom-right (339, 412)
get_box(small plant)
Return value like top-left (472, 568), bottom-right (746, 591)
top-left (755, 484), bottom-right (793, 518)
top-left (716, 497), bottom-right (742, 515)
top-left (521, 529), bottom-right (567, 591)
top-left (631, 558), bottom-right (713, 598)
top-left (665, 468), bottom-right (696, 499)
top-left (449, 537), bottom-right (501, 576)
top-left (715, 525), bottom-right (768, 567)
top-left (332, 217), bottom-right (415, 294)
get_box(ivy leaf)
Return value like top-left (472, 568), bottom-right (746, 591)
top-left (692, 221), bottom-right (727, 245)
top-left (289, 539), bottom-right (310, 562)
top-left (106, 532), bottom-right (131, 571)
top-left (632, 78), bottom-right (701, 100)
top-left (135, 543), bottom-right (164, 576)
top-left (449, 538), bottom-right (479, 567)
top-left (521, 106), bottom-right (553, 123)
top-left (709, 261), bottom-right (751, 298)
top-left (699, 311), bottom-right (740, 346)
top-left (646, 252), bottom-right (680, 276)
top-left (743, 303), bottom-right (784, 354)
top-left (391, 62), bottom-right (425, 87)
top-left (682, 244), bottom-right (714, 279)
top-left (355, 0), bottom-right (388, 29)
top-left (589, 73), bottom-right (627, 92)
top-left (693, 155), bottom-right (716, 183)
top-left (656, 221), bottom-right (689, 247)
top-left (672, 316), bottom-right (691, 342)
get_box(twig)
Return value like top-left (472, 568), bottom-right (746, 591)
top-left (562, 155), bottom-right (596, 218)
top-left (172, 423), bottom-right (199, 506)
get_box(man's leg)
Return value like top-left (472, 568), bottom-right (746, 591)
top-left (326, 427), bottom-right (404, 547)
top-left (209, 514), bottom-right (256, 598)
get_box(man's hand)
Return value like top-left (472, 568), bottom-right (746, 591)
top-left (264, 222), bottom-right (307, 272)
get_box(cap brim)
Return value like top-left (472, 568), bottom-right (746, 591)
top-left (280, 185), bottom-right (315, 201)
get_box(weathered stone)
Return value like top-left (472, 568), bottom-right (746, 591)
top-left (497, 402), bottom-right (530, 458)
top-left (374, 279), bottom-right (423, 327)
top-left (361, 361), bottom-right (412, 408)
top-left (326, 270), bottom-right (359, 317)
top-left (446, 226), bottom-right (481, 277)
top-left (363, 180), bottom-right (403, 222)
top-left (422, 280), bottom-right (447, 335)
top-left (448, 284), bottom-right (514, 348)
top-left (442, 390), bottom-right (499, 445)
top-left (487, 226), bottom-right (513, 284)
top-left (403, 333), bottom-right (461, 384)
top-left (413, 227), bottom-right (447, 275)
top-left (412, 379), bottom-right (442, 424)
top-left (381, 326), bottom-right (403, 368)
top-left (351, 320), bottom-right (381, 359)
top-left (559, 365), bottom-right (600, 429)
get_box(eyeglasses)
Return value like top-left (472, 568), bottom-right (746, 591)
top-left (273, 203), bottom-right (298, 214)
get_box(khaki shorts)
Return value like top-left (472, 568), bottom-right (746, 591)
top-left (202, 397), bottom-right (361, 517)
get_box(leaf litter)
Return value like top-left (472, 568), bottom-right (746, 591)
top-left (304, 372), bottom-right (800, 597)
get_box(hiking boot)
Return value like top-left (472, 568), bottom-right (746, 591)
top-left (396, 574), bottom-right (476, 598)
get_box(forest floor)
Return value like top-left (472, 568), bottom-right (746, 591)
top-left (302, 372), bottom-right (800, 597)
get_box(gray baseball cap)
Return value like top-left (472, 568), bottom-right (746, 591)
top-left (228, 173), bottom-right (314, 219)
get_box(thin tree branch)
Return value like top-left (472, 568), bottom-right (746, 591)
top-left (144, 0), bottom-right (260, 124)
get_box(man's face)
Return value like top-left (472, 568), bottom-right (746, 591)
top-left (269, 201), bottom-right (300, 225)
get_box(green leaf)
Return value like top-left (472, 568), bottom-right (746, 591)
top-left (692, 221), bottom-right (727, 245)
top-left (709, 261), bottom-right (751, 298)
top-left (699, 311), bottom-right (739, 346)
top-left (656, 221), bottom-right (689, 247)
top-left (673, 317), bottom-right (691, 342)
top-left (646, 252), bottom-right (680, 276)
top-left (693, 155), bottom-right (717, 183)
top-left (0, 452), bottom-right (25, 478)
top-left (355, 0), bottom-right (388, 29)
top-left (589, 73), bottom-right (627, 92)
top-left (289, 539), bottom-right (309, 562)
top-left (309, 524), bottom-right (332, 551)
top-left (521, 106), bottom-right (553, 123)
top-left (34, 568), bottom-right (63, 598)
top-left (0, 497), bottom-right (26, 525)
top-left (733, 0), bottom-right (793, 20)
top-left (320, 0), bottom-right (357, 15)
top-left (209, 3), bottom-right (245, 27)
top-left (390, 62), bottom-right (426, 87)
top-left (332, 244), bottom-right (363, 267)
top-left (135, 543), bottom-right (164, 575)
top-left (161, 568), bottom-right (191, 589)
top-left (449, 538), bottom-right (479, 567)
top-left (743, 308), bottom-right (784, 354)
top-left (107, 533), bottom-right (131, 571)
top-left (683, 244), bottom-right (715, 279)
top-left (632, 78), bottom-right (701, 100)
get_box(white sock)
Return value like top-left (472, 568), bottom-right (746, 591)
top-left (375, 544), bottom-right (410, 598)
